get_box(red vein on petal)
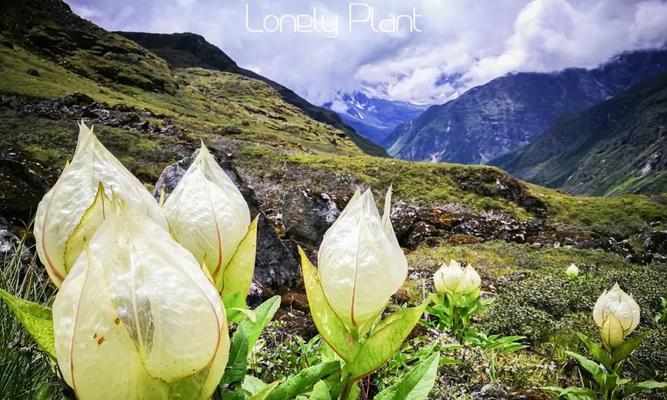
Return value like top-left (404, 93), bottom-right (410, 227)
top-left (350, 206), bottom-right (365, 328)
top-left (205, 182), bottom-right (224, 283)
top-left (41, 202), bottom-right (64, 285)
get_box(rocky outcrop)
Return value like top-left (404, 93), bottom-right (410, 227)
top-left (281, 190), bottom-right (340, 246)
top-left (391, 202), bottom-right (538, 249)
top-left (1, 93), bottom-right (187, 139)
top-left (153, 150), bottom-right (301, 293)
top-left (0, 151), bottom-right (49, 227)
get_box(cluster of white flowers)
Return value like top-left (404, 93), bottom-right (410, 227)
top-left (31, 123), bottom-right (644, 400)
top-left (35, 123), bottom-right (252, 400)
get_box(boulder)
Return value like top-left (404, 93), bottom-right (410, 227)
top-left (0, 152), bottom-right (49, 226)
top-left (281, 190), bottom-right (339, 246)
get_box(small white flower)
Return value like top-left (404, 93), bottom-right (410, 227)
top-left (566, 263), bottom-right (580, 278)
top-left (433, 260), bottom-right (481, 296)
top-left (593, 283), bottom-right (641, 350)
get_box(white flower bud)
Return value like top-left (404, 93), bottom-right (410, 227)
top-left (318, 188), bottom-right (407, 330)
top-left (52, 200), bottom-right (228, 400)
top-left (566, 263), bottom-right (580, 278)
top-left (593, 283), bottom-right (640, 350)
top-left (163, 143), bottom-right (251, 290)
top-left (34, 122), bottom-right (167, 286)
top-left (433, 260), bottom-right (481, 295)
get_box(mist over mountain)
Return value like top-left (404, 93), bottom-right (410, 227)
top-left (385, 49), bottom-right (667, 164)
top-left (323, 92), bottom-right (427, 145)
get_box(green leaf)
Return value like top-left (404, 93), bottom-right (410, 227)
top-left (64, 182), bottom-right (108, 271)
top-left (576, 333), bottom-right (612, 370)
top-left (309, 381), bottom-right (332, 400)
top-left (236, 295), bottom-right (281, 355)
top-left (541, 386), bottom-right (597, 399)
top-left (601, 373), bottom-right (617, 394)
top-left (347, 302), bottom-right (428, 379)
top-left (266, 361), bottom-right (341, 400)
top-left (540, 386), bottom-right (566, 395)
top-left (375, 353), bottom-right (440, 400)
top-left (611, 332), bottom-right (648, 364)
top-left (219, 386), bottom-right (246, 400)
top-left (243, 376), bottom-right (270, 397)
top-left (220, 217), bottom-right (258, 301)
top-left (251, 382), bottom-right (280, 400)
top-left (222, 329), bottom-right (249, 385)
top-left (232, 307), bottom-right (257, 323)
top-left (565, 351), bottom-right (605, 386)
top-left (223, 291), bottom-right (246, 323)
top-left (35, 380), bottom-right (52, 400)
top-left (560, 386), bottom-right (597, 399)
top-left (624, 380), bottom-right (667, 396)
top-left (299, 247), bottom-right (360, 362)
top-left (0, 289), bottom-right (55, 360)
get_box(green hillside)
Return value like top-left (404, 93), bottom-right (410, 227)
top-left (493, 72), bottom-right (667, 196)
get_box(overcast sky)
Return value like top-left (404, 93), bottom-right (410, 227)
top-left (66, 0), bottom-right (667, 105)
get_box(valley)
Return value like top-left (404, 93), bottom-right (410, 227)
top-left (0, 0), bottom-right (665, 399)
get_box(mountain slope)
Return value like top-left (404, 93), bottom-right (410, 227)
top-left (0, 0), bottom-right (664, 255)
top-left (117, 32), bottom-right (387, 157)
top-left (323, 92), bottom-right (427, 144)
top-left (492, 72), bottom-right (667, 196)
top-left (386, 49), bottom-right (667, 164)
top-left (0, 0), bottom-right (178, 93)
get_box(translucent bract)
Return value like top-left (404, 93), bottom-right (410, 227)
top-left (52, 201), bottom-right (228, 400)
top-left (593, 283), bottom-right (640, 350)
top-left (318, 188), bottom-right (408, 330)
top-left (163, 143), bottom-right (251, 290)
top-left (34, 122), bottom-right (167, 286)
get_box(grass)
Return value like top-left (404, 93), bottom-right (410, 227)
top-left (236, 144), bottom-right (667, 239)
top-left (0, 38), bottom-right (365, 160)
top-left (0, 237), bottom-right (63, 400)
top-left (406, 241), bottom-right (667, 379)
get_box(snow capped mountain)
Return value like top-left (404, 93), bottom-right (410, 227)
top-left (324, 91), bottom-right (427, 145)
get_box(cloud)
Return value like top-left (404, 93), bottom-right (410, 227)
top-left (66, 0), bottom-right (667, 105)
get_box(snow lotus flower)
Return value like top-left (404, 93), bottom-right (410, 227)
top-left (163, 143), bottom-right (252, 292)
top-left (566, 263), bottom-right (580, 278)
top-left (52, 199), bottom-right (228, 400)
top-left (34, 122), bottom-right (167, 287)
top-left (317, 187), bottom-right (408, 332)
top-left (593, 283), bottom-right (640, 351)
top-left (433, 260), bottom-right (481, 296)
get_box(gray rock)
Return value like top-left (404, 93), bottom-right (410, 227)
top-left (0, 218), bottom-right (29, 264)
top-left (282, 190), bottom-right (340, 246)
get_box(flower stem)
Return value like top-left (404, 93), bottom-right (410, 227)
top-left (339, 378), bottom-right (355, 400)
